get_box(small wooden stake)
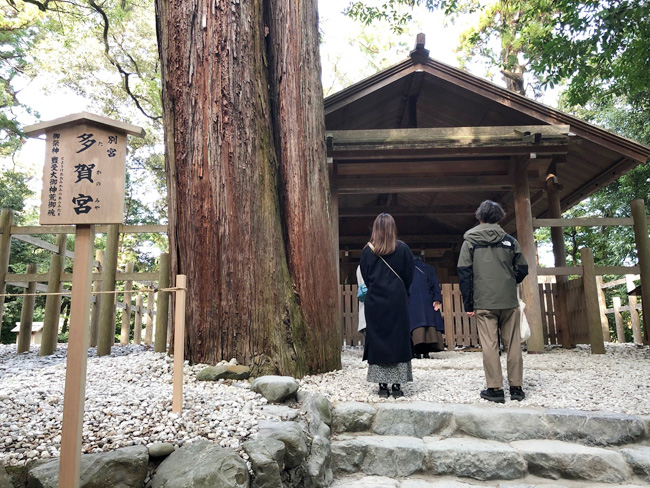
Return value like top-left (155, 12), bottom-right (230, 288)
top-left (172, 275), bottom-right (187, 414)
top-left (613, 297), bottom-right (625, 343)
top-left (59, 224), bottom-right (95, 488)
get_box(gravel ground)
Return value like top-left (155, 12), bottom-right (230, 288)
top-left (1, 342), bottom-right (649, 467)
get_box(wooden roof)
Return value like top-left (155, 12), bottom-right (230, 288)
top-left (324, 41), bottom-right (650, 280)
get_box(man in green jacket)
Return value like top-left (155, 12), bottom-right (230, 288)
top-left (457, 200), bottom-right (529, 403)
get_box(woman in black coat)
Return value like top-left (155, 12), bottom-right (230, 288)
top-left (409, 256), bottom-right (445, 357)
top-left (360, 213), bottom-right (414, 398)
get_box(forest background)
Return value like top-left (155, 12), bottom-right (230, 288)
top-left (0, 0), bottom-right (648, 344)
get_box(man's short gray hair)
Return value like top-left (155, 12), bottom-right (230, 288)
top-left (475, 200), bottom-right (505, 224)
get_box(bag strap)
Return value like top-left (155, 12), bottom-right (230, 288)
top-left (368, 242), bottom-right (405, 285)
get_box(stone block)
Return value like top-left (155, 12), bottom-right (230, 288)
top-left (453, 405), bottom-right (548, 442)
top-left (359, 435), bottom-right (426, 477)
top-left (332, 402), bottom-right (377, 434)
top-left (424, 437), bottom-right (526, 481)
top-left (251, 376), bottom-right (299, 403)
top-left (27, 445), bottom-right (149, 488)
top-left (242, 437), bottom-right (285, 488)
top-left (330, 437), bottom-right (366, 474)
top-left (372, 402), bottom-right (452, 438)
top-left (511, 439), bottom-right (631, 484)
top-left (150, 440), bottom-right (248, 488)
top-left (545, 409), bottom-right (645, 446)
top-left (619, 445), bottom-right (650, 482)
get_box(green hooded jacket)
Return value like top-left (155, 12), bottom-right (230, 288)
top-left (457, 223), bottom-right (528, 312)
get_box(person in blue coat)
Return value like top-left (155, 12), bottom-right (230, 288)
top-left (360, 213), bottom-right (414, 398)
top-left (409, 256), bottom-right (445, 358)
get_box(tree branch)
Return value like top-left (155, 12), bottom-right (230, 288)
top-left (89, 0), bottom-right (161, 122)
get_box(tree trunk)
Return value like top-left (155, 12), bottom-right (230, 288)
top-left (155, 0), bottom-right (340, 376)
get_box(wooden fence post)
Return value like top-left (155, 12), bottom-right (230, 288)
top-left (144, 288), bottom-right (154, 345)
top-left (89, 249), bottom-right (104, 348)
top-left (41, 234), bottom-right (67, 356)
top-left (626, 275), bottom-right (642, 344)
top-left (17, 264), bottom-right (37, 353)
top-left (596, 276), bottom-right (610, 341)
top-left (442, 283), bottom-right (454, 349)
top-left (154, 253), bottom-right (170, 353)
top-left (0, 209), bottom-right (14, 327)
top-left (134, 294), bottom-right (143, 345)
top-left (631, 198), bottom-right (650, 344)
top-left (120, 262), bottom-right (134, 345)
top-left (97, 224), bottom-right (119, 356)
top-left (612, 296), bottom-right (625, 343)
top-left (581, 248), bottom-right (605, 354)
top-left (172, 274), bottom-right (187, 413)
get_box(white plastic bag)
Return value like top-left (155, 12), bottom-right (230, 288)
top-left (519, 298), bottom-right (531, 342)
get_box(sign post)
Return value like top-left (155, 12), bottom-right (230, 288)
top-left (25, 113), bottom-right (144, 488)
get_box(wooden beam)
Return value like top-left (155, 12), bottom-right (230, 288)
top-left (340, 205), bottom-right (478, 217)
top-left (7, 224), bottom-right (168, 236)
top-left (338, 175), bottom-right (514, 194)
top-left (339, 235), bottom-right (462, 245)
top-left (328, 125), bottom-right (570, 145)
top-left (536, 265), bottom-right (640, 276)
top-left (534, 217), bottom-right (635, 228)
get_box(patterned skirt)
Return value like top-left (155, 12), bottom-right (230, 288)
top-left (367, 361), bottom-right (413, 384)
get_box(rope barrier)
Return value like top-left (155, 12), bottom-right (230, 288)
top-left (0, 286), bottom-right (186, 299)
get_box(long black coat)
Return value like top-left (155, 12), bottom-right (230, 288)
top-left (360, 241), bottom-right (414, 364)
top-left (409, 258), bottom-right (444, 333)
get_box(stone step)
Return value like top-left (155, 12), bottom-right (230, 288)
top-left (331, 434), bottom-right (650, 484)
top-left (332, 401), bottom-right (650, 447)
top-left (331, 473), bottom-right (649, 487)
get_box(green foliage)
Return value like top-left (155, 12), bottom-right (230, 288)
top-left (0, 2), bottom-right (42, 157)
top-left (344, 0), bottom-right (477, 33)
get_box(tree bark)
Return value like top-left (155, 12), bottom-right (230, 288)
top-left (155, 0), bottom-right (340, 376)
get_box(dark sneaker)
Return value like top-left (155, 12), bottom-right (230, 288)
top-left (510, 386), bottom-right (526, 401)
top-left (480, 388), bottom-right (505, 403)
top-left (391, 384), bottom-right (404, 398)
top-left (378, 384), bottom-right (390, 398)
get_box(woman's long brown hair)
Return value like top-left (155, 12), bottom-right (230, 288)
top-left (369, 213), bottom-right (397, 255)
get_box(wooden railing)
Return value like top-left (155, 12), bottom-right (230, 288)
top-left (0, 209), bottom-right (170, 356)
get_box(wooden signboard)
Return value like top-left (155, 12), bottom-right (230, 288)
top-left (25, 113), bottom-right (144, 488)
top-left (26, 113), bottom-right (144, 225)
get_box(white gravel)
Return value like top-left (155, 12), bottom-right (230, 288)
top-left (1, 342), bottom-right (649, 467)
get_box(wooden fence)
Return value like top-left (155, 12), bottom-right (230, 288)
top-left (0, 209), bottom-right (170, 356)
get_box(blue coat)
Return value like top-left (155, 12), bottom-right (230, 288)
top-left (409, 258), bottom-right (444, 332)
top-left (360, 241), bottom-right (414, 364)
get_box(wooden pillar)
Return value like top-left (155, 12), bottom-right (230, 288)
top-left (17, 264), bottom-right (37, 353)
top-left (0, 209), bottom-right (14, 327)
top-left (89, 249), bottom-right (104, 348)
top-left (613, 296), bottom-right (625, 343)
top-left (97, 225), bottom-right (119, 356)
top-left (144, 288), bottom-right (154, 345)
top-left (154, 252), bottom-right (170, 353)
top-left (546, 170), bottom-right (572, 348)
top-left (626, 274), bottom-right (642, 343)
top-left (631, 198), bottom-right (650, 344)
top-left (514, 159), bottom-right (544, 352)
top-left (442, 283), bottom-right (455, 349)
top-left (581, 247), bottom-right (605, 354)
top-left (134, 294), bottom-right (143, 345)
top-left (58, 225), bottom-right (95, 488)
top-left (120, 262), bottom-right (134, 345)
top-left (596, 276), bottom-right (610, 342)
top-left (172, 274), bottom-right (187, 413)
top-left (41, 234), bottom-right (67, 356)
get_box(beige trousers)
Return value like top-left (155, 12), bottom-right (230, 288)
top-left (476, 308), bottom-right (523, 389)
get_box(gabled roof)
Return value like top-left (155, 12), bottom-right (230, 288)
top-left (324, 42), bottom-right (650, 271)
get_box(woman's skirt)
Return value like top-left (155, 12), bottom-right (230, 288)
top-left (412, 327), bottom-right (444, 354)
top-left (367, 361), bottom-right (413, 384)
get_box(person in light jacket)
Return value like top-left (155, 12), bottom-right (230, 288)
top-left (457, 201), bottom-right (529, 403)
top-left (361, 213), bottom-right (414, 398)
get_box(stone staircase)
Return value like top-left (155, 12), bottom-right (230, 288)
top-left (329, 401), bottom-right (650, 487)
